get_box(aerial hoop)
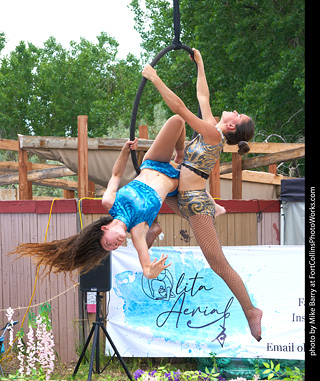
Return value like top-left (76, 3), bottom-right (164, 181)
top-left (130, 0), bottom-right (201, 174)
top-left (130, 43), bottom-right (197, 174)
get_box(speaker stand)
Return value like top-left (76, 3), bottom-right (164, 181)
top-left (73, 292), bottom-right (132, 381)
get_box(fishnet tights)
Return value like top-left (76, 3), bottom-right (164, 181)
top-left (146, 221), bottom-right (162, 249)
top-left (145, 196), bottom-right (181, 249)
top-left (188, 214), bottom-right (262, 341)
top-left (164, 196), bottom-right (182, 217)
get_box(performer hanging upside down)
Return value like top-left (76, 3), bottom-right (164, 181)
top-left (9, 115), bottom-right (186, 279)
top-left (142, 48), bottom-right (263, 342)
top-left (100, 114), bottom-right (186, 278)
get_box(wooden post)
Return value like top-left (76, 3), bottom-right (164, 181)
top-left (138, 125), bottom-right (148, 166)
top-left (209, 159), bottom-right (220, 199)
top-left (88, 181), bottom-right (96, 198)
top-left (27, 162), bottom-right (33, 198)
top-left (63, 189), bottom-right (75, 199)
top-left (139, 125), bottom-right (148, 139)
top-left (209, 117), bottom-right (221, 199)
top-left (268, 164), bottom-right (277, 174)
top-left (232, 153), bottom-right (242, 199)
top-left (78, 115), bottom-right (89, 199)
top-left (18, 141), bottom-right (32, 200)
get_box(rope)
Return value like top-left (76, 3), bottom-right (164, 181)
top-left (256, 199), bottom-right (280, 223)
top-left (77, 197), bottom-right (102, 230)
top-left (0, 283), bottom-right (79, 313)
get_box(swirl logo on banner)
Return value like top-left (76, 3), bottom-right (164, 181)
top-left (106, 245), bottom-right (305, 359)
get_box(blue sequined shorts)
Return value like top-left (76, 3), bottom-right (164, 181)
top-left (140, 159), bottom-right (180, 196)
top-left (177, 189), bottom-right (215, 219)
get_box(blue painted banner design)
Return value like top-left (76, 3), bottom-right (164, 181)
top-left (106, 245), bottom-right (305, 359)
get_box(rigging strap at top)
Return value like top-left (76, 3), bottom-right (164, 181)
top-left (172, 0), bottom-right (182, 48)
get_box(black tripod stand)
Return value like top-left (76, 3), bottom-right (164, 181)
top-left (73, 292), bottom-right (132, 381)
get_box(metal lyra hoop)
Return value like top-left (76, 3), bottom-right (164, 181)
top-left (130, 43), bottom-right (195, 174)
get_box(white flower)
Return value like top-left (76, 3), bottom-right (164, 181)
top-left (141, 375), bottom-right (158, 381)
top-left (17, 337), bottom-right (25, 377)
top-left (6, 307), bottom-right (14, 322)
top-left (6, 307), bottom-right (15, 346)
top-left (25, 326), bottom-right (37, 375)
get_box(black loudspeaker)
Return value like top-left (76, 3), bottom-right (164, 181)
top-left (80, 254), bottom-right (112, 292)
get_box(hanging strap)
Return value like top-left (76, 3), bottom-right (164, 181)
top-left (172, 0), bottom-right (182, 49)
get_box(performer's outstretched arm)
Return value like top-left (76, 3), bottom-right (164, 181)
top-left (142, 64), bottom-right (220, 143)
top-left (192, 48), bottom-right (217, 126)
top-left (131, 223), bottom-right (171, 279)
top-left (102, 138), bottom-right (138, 211)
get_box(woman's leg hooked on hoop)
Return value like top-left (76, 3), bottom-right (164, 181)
top-left (143, 115), bottom-right (185, 164)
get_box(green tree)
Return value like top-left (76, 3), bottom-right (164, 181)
top-left (0, 32), bottom-right (142, 139)
top-left (93, 53), bottom-right (142, 136)
top-left (0, 41), bottom-right (39, 138)
top-left (0, 0), bottom-right (304, 147)
top-left (130, 0), bottom-right (305, 142)
top-left (29, 33), bottom-right (126, 137)
top-left (0, 32), bottom-right (5, 53)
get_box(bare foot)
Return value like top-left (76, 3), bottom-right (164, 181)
top-left (244, 307), bottom-right (263, 342)
top-left (215, 202), bottom-right (226, 218)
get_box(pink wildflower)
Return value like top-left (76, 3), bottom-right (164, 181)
top-left (36, 316), bottom-right (55, 380)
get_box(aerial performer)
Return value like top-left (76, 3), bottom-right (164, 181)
top-left (9, 115), bottom-right (186, 280)
top-left (142, 48), bottom-right (263, 342)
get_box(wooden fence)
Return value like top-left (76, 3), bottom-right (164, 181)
top-left (0, 198), bottom-right (279, 363)
top-left (0, 200), bottom-right (79, 363)
top-left (81, 198), bottom-right (280, 247)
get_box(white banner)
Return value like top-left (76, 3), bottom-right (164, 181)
top-left (106, 245), bottom-right (305, 359)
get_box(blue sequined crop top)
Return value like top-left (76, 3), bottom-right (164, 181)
top-left (181, 129), bottom-right (226, 179)
top-left (109, 180), bottom-right (162, 232)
